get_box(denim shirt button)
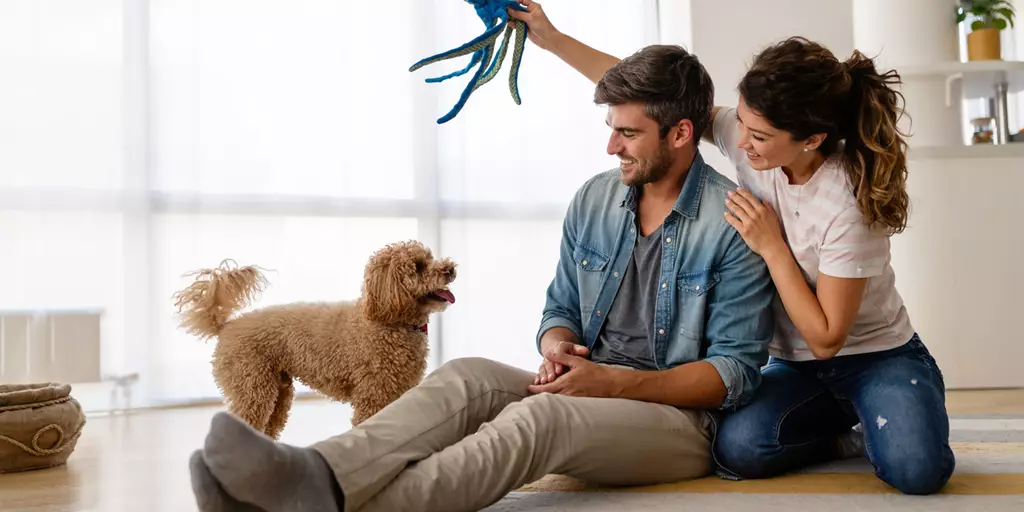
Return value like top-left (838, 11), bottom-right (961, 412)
top-left (658, 329), bottom-right (665, 335)
top-left (613, 272), bottom-right (619, 278)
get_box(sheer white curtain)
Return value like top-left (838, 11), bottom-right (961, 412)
top-left (0, 0), bottom-right (661, 410)
top-left (0, 0), bottom-right (131, 411)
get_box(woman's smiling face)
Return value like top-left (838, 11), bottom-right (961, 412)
top-left (734, 96), bottom-right (817, 171)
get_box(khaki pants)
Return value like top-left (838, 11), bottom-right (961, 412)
top-left (312, 357), bottom-right (714, 512)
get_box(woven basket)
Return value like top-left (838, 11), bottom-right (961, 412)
top-left (0, 382), bottom-right (86, 473)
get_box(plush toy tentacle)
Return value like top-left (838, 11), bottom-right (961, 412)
top-left (472, 24), bottom-right (514, 91)
top-left (436, 42), bottom-right (495, 124)
top-left (409, 0), bottom-right (530, 123)
top-left (408, 21), bottom-right (505, 72)
top-left (507, 20), bottom-right (527, 105)
top-left (426, 50), bottom-right (484, 83)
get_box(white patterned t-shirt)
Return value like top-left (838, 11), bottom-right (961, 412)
top-left (712, 107), bottom-right (915, 361)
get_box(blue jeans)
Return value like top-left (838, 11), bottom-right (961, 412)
top-left (712, 334), bottom-right (955, 495)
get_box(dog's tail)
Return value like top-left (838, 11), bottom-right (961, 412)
top-left (172, 259), bottom-right (269, 340)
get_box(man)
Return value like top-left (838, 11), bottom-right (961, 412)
top-left (188, 45), bottom-right (776, 512)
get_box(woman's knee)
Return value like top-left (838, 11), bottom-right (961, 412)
top-left (875, 450), bottom-right (954, 495)
top-left (712, 414), bottom-right (779, 479)
top-left (859, 403), bottom-right (955, 495)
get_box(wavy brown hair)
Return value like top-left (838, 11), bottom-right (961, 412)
top-left (739, 37), bottom-right (911, 235)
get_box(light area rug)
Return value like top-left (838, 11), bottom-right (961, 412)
top-left (485, 417), bottom-right (1024, 512)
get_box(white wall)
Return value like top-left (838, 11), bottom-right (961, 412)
top-left (1016, 0), bottom-right (1024, 128)
top-left (690, 0), bottom-right (854, 103)
top-left (893, 156), bottom-right (1024, 389)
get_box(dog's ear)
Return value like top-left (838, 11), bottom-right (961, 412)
top-left (362, 256), bottom-right (413, 324)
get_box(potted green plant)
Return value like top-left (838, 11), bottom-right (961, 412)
top-left (957, 0), bottom-right (1016, 61)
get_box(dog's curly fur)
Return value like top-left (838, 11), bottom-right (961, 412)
top-left (172, 240), bottom-right (457, 439)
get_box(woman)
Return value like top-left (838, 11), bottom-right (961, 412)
top-left (509, 0), bottom-right (954, 495)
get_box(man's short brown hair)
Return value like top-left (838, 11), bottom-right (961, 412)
top-left (594, 45), bottom-right (714, 141)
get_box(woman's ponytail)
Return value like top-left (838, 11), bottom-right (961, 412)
top-left (840, 50), bottom-right (911, 236)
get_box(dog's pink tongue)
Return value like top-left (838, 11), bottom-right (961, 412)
top-left (436, 289), bottom-right (455, 303)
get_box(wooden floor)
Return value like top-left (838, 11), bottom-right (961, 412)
top-left (0, 389), bottom-right (1022, 512)
top-left (946, 388), bottom-right (1024, 415)
top-left (0, 400), bottom-right (356, 512)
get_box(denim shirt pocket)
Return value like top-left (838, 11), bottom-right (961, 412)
top-left (573, 244), bottom-right (611, 324)
top-left (676, 269), bottom-right (721, 341)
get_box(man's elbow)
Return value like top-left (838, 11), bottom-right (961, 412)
top-left (698, 358), bottom-right (749, 410)
top-left (700, 374), bottom-right (729, 409)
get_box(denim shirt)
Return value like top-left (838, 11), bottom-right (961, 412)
top-left (536, 151), bottom-right (776, 410)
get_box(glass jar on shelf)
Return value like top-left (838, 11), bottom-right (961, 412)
top-left (970, 116), bottom-right (994, 145)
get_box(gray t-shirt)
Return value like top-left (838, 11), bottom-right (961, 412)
top-left (590, 223), bottom-right (662, 370)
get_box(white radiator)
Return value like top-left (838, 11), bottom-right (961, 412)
top-left (0, 310), bottom-right (102, 384)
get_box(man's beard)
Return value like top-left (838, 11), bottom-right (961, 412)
top-left (620, 140), bottom-right (673, 186)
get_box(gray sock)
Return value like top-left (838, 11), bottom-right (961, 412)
top-left (836, 423), bottom-right (866, 460)
top-left (200, 411), bottom-right (345, 512)
top-left (190, 450), bottom-right (265, 512)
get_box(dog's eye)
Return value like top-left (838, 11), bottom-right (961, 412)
top-left (415, 261), bottom-right (426, 273)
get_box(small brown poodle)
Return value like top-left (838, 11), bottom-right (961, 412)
top-left (172, 240), bottom-right (457, 439)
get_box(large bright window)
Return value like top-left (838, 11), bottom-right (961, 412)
top-left (0, 0), bottom-right (661, 410)
top-left (0, 0), bottom-right (124, 190)
top-left (150, 0), bottom-right (418, 199)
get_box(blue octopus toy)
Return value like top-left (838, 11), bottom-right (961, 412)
top-left (409, 0), bottom-right (529, 124)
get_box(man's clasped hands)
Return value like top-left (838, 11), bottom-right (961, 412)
top-left (527, 340), bottom-right (627, 398)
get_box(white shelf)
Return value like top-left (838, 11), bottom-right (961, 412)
top-left (897, 60), bottom-right (1024, 99)
top-left (909, 142), bottom-right (1024, 160)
